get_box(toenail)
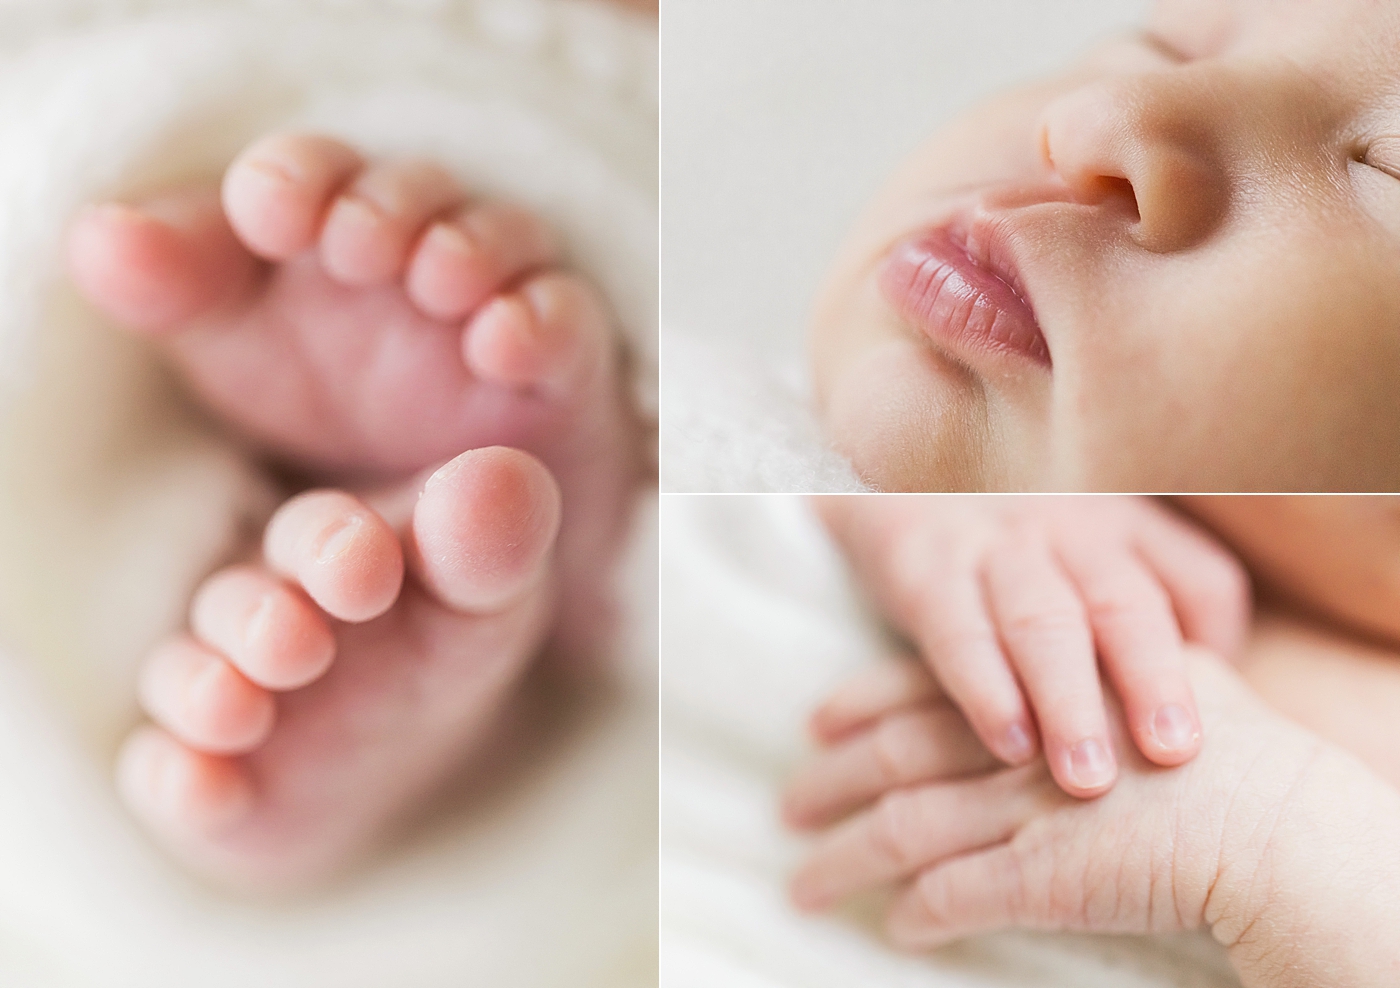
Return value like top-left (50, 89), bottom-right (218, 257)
top-left (241, 158), bottom-right (299, 186)
top-left (245, 593), bottom-right (274, 647)
top-left (424, 455), bottom-right (467, 491)
top-left (1152, 704), bottom-right (1198, 751)
top-left (425, 221), bottom-right (477, 258)
top-left (187, 660), bottom-right (228, 714)
top-left (315, 515), bottom-right (364, 564)
top-left (1067, 737), bottom-right (1113, 790)
top-left (332, 195), bottom-right (383, 230)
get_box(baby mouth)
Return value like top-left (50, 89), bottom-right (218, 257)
top-left (879, 224), bottom-right (1049, 369)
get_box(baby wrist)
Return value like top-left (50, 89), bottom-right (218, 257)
top-left (1211, 746), bottom-right (1400, 988)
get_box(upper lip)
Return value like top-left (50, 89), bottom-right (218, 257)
top-left (884, 182), bottom-right (1086, 367)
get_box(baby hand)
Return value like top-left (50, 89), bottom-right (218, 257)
top-left (784, 654), bottom-right (1400, 988)
top-left (815, 495), bottom-right (1250, 797)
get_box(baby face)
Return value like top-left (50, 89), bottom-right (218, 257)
top-left (813, 0), bottom-right (1400, 491)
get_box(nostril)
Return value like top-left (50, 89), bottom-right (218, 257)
top-left (1092, 175), bottom-right (1140, 221)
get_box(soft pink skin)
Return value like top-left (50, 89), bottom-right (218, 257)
top-left (813, 0), bottom-right (1400, 491)
top-left (880, 226), bottom-right (1049, 368)
top-left (68, 133), bottom-right (641, 659)
top-left (69, 132), bottom-right (644, 888)
top-left (118, 447), bottom-right (561, 889)
top-left (814, 495), bottom-right (1250, 800)
top-left (786, 651), bottom-right (1400, 988)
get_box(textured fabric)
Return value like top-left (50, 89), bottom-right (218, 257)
top-left (0, 2), bottom-right (656, 985)
top-left (659, 330), bottom-right (865, 494)
top-left (660, 495), bottom-right (1243, 988)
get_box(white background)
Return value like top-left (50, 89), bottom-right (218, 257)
top-left (661, 0), bottom-right (1154, 358)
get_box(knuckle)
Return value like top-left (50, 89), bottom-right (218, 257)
top-left (1080, 582), bottom-right (1155, 630)
top-left (913, 870), bottom-right (957, 928)
top-left (1197, 554), bottom-right (1251, 612)
top-left (1001, 841), bottom-right (1034, 924)
top-left (1005, 828), bottom-right (1058, 923)
top-left (926, 623), bottom-right (999, 662)
top-left (871, 719), bottom-right (920, 785)
top-left (871, 791), bottom-right (923, 868)
top-left (999, 604), bottom-right (1084, 643)
top-left (902, 573), bottom-right (958, 623)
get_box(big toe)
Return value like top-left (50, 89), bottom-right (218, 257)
top-left (67, 188), bottom-right (260, 333)
top-left (410, 447), bottom-right (561, 614)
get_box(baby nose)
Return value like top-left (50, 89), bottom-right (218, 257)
top-left (1038, 74), bottom-right (1227, 253)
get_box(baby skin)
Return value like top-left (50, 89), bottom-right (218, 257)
top-left (808, 495), bottom-right (1250, 799)
top-left (788, 495), bottom-right (1400, 983)
top-left (788, 653), bottom-right (1400, 987)
top-left (66, 133), bottom-right (642, 888)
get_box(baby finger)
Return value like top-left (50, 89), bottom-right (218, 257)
top-left (784, 704), bottom-right (998, 829)
top-left (808, 658), bottom-right (942, 744)
top-left (789, 764), bottom-right (1050, 911)
top-left (1059, 546), bottom-right (1202, 765)
top-left (985, 536), bottom-right (1116, 798)
top-left (905, 564), bottom-right (1038, 766)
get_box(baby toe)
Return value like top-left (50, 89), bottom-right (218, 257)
top-left (263, 490), bottom-right (405, 623)
top-left (117, 727), bottom-right (255, 839)
top-left (138, 636), bottom-right (275, 755)
top-left (67, 189), bottom-right (259, 333)
top-left (462, 270), bottom-right (612, 397)
top-left (406, 202), bottom-right (558, 321)
top-left (318, 159), bottom-right (465, 286)
top-left (223, 132), bottom-right (364, 260)
top-left (410, 446), bottom-right (561, 614)
top-left (190, 565), bottom-right (336, 691)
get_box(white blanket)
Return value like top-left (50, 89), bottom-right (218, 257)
top-left (660, 495), bottom-right (1243, 988)
top-left (0, 1), bottom-right (656, 985)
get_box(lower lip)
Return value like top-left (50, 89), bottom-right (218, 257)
top-left (879, 228), bottom-right (1049, 368)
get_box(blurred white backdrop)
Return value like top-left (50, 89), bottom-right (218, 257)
top-left (661, 0), bottom-right (1153, 359)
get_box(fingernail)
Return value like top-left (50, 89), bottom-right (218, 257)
top-left (1152, 703), bottom-right (1198, 752)
top-left (1002, 722), bottom-right (1034, 763)
top-left (315, 515), bottom-right (363, 564)
top-left (1067, 738), bottom-right (1113, 790)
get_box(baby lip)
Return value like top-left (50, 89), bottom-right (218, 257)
top-left (880, 223), bottom-right (1050, 369)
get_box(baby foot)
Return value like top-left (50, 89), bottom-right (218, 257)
top-left (115, 446), bottom-right (561, 889)
top-left (67, 132), bottom-right (642, 656)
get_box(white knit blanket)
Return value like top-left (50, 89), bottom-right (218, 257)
top-left (660, 495), bottom-right (1243, 988)
top-left (659, 330), bottom-right (866, 494)
top-left (0, 2), bottom-right (656, 985)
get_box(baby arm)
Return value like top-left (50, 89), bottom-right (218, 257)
top-left (785, 652), bottom-right (1400, 988)
top-left (813, 495), bottom-right (1250, 798)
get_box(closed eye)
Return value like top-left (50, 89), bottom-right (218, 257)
top-left (1358, 137), bottom-right (1400, 180)
top-left (1363, 157), bottom-right (1400, 181)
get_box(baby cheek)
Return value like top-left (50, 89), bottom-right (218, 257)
top-left (824, 340), bottom-right (991, 491)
